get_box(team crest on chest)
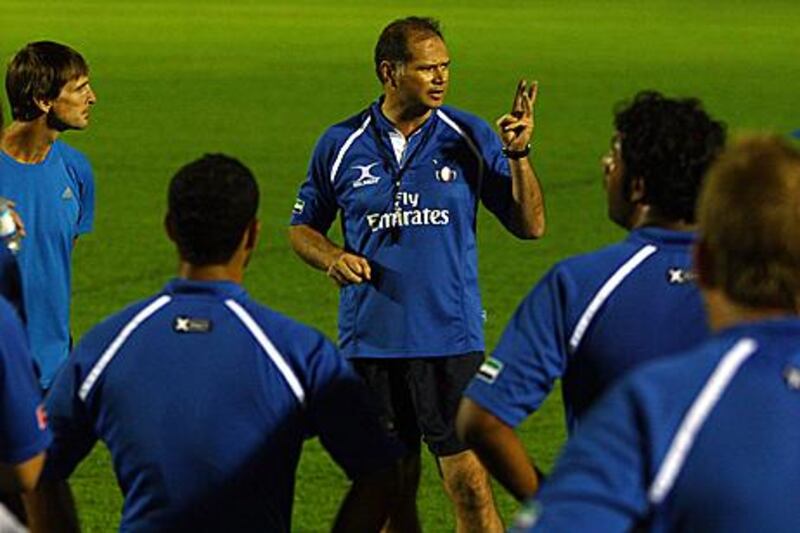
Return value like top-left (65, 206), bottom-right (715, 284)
top-left (352, 162), bottom-right (382, 188)
top-left (435, 164), bottom-right (457, 183)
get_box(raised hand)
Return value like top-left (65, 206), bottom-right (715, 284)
top-left (496, 80), bottom-right (538, 151)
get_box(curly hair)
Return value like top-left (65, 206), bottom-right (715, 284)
top-left (614, 91), bottom-right (726, 223)
top-left (374, 16), bottom-right (443, 83)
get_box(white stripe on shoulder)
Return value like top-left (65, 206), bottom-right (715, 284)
top-left (568, 244), bottom-right (658, 352)
top-left (648, 337), bottom-right (758, 504)
top-left (79, 295), bottom-right (172, 402)
top-left (330, 115), bottom-right (372, 183)
top-left (224, 299), bottom-right (306, 405)
top-left (436, 110), bottom-right (484, 179)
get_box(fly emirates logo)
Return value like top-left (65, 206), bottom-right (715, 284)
top-left (365, 192), bottom-right (451, 233)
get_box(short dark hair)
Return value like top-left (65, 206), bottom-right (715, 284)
top-left (167, 154), bottom-right (259, 266)
top-left (699, 135), bottom-right (800, 310)
top-left (614, 91), bottom-right (726, 223)
top-left (374, 16), bottom-right (443, 82)
top-left (6, 41), bottom-right (89, 122)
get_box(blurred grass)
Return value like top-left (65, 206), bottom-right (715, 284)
top-left (2, 0), bottom-right (798, 530)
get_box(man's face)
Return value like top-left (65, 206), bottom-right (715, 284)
top-left (47, 75), bottom-right (97, 130)
top-left (392, 34), bottom-right (450, 111)
top-left (603, 134), bottom-right (638, 229)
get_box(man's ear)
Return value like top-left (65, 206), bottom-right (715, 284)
top-left (628, 176), bottom-right (646, 204)
top-left (379, 61), bottom-right (398, 88)
top-left (244, 218), bottom-right (260, 252)
top-left (33, 95), bottom-right (52, 115)
top-left (693, 238), bottom-right (715, 289)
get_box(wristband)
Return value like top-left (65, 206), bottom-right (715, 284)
top-left (502, 144), bottom-right (531, 159)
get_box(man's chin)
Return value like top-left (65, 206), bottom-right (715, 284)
top-left (47, 113), bottom-right (89, 132)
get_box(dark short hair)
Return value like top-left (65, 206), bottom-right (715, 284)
top-left (6, 41), bottom-right (89, 121)
top-left (699, 135), bottom-right (800, 310)
top-left (374, 16), bottom-right (443, 82)
top-left (167, 154), bottom-right (259, 266)
top-left (614, 91), bottom-right (726, 223)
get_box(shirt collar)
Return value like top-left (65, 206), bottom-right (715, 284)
top-left (719, 316), bottom-right (800, 343)
top-left (627, 226), bottom-right (696, 248)
top-left (0, 139), bottom-right (59, 168)
top-left (163, 278), bottom-right (247, 299)
top-left (368, 97), bottom-right (438, 138)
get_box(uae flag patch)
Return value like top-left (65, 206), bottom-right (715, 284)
top-left (477, 357), bottom-right (504, 384)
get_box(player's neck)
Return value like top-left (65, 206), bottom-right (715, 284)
top-left (634, 207), bottom-right (696, 232)
top-left (178, 262), bottom-right (244, 285)
top-left (381, 97), bottom-right (432, 138)
top-left (1, 119), bottom-right (59, 164)
top-left (704, 289), bottom-right (796, 332)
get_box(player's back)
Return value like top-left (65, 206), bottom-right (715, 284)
top-left (560, 226), bottom-right (708, 427)
top-left (519, 318), bottom-right (800, 533)
top-left (50, 279), bottom-right (322, 532)
top-left (464, 227), bottom-right (710, 435)
top-left (653, 318), bottom-right (800, 532)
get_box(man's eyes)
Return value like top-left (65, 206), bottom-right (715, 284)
top-left (418, 64), bottom-right (449, 72)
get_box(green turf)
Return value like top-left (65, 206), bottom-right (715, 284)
top-left (2, 0), bottom-right (799, 530)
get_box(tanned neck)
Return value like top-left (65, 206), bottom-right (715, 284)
top-left (178, 262), bottom-right (244, 284)
top-left (381, 96), bottom-right (432, 138)
top-left (1, 120), bottom-right (60, 164)
top-left (704, 289), bottom-right (795, 332)
top-left (635, 207), bottom-right (697, 232)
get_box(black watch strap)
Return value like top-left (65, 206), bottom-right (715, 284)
top-left (502, 144), bottom-right (531, 159)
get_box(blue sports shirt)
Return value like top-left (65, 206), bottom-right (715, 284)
top-left (44, 279), bottom-right (400, 532)
top-left (465, 227), bottom-right (709, 431)
top-left (513, 318), bottom-right (800, 533)
top-left (0, 296), bottom-right (50, 464)
top-left (0, 140), bottom-right (95, 387)
top-left (291, 100), bottom-right (515, 359)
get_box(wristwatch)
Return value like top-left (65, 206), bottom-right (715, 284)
top-left (502, 144), bottom-right (531, 159)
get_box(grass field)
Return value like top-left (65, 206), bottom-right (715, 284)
top-left (2, 0), bottom-right (799, 530)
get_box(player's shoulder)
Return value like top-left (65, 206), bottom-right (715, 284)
top-left (520, 238), bottom-right (655, 315)
top-left (234, 298), bottom-right (333, 359)
top-left (54, 140), bottom-right (91, 167)
top-left (316, 108), bottom-right (372, 146)
top-left (437, 105), bottom-right (489, 127)
top-left (436, 105), bottom-right (494, 138)
top-left (549, 238), bottom-right (638, 284)
top-left (73, 294), bottom-right (169, 364)
top-left (621, 332), bottom-right (740, 406)
top-left (53, 140), bottom-right (93, 180)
